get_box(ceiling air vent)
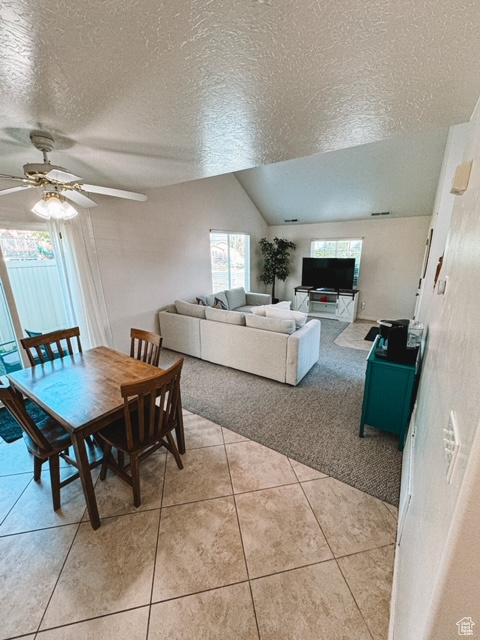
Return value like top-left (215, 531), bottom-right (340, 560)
top-left (284, 218), bottom-right (298, 222)
top-left (371, 211), bottom-right (392, 217)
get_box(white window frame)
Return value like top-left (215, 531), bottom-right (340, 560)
top-left (310, 238), bottom-right (362, 287)
top-left (210, 230), bottom-right (250, 293)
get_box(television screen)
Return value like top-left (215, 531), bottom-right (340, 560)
top-left (301, 257), bottom-right (355, 290)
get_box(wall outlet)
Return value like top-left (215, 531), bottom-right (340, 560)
top-left (361, 301), bottom-right (366, 310)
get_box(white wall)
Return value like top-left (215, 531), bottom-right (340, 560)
top-left (416, 122), bottom-right (471, 323)
top-left (267, 216), bottom-right (430, 321)
top-left (391, 105), bottom-right (480, 638)
top-left (89, 173), bottom-right (268, 352)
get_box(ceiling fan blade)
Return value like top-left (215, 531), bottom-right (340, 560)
top-left (0, 173), bottom-right (32, 183)
top-left (46, 168), bottom-right (82, 183)
top-left (0, 184), bottom-right (35, 197)
top-left (81, 183), bottom-right (148, 201)
top-left (63, 189), bottom-right (98, 208)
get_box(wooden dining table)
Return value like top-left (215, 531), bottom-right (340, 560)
top-left (7, 346), bottom-right (185, 529)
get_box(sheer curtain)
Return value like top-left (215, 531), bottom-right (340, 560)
top-left (48, 211), bottom-right (112, 349)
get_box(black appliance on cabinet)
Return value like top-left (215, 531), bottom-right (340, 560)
top-left (375, 319), bottom-right (418, 365)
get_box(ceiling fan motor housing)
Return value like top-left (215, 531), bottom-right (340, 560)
top-left (30, 131), bottom-right (55, 153)
top-left (23, 162), bottom-right (71, 180)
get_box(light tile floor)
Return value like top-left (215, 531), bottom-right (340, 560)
top-left (0, 410), bottom-right (397, 640)
top-left (334, 319), bottom-right (378, 351)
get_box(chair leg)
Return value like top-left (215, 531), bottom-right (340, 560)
top-left (33, 456), bottom-right (43, 481)
top-left (48, 455), bottom-right (61, 511)
top-left (130, 454), bottom-right (141, 508)
top-left (117, 450), bottom-right (125, 470)
top-left (100, 444), bottom-right (113, 481)
top-left (166, 432), bottom-right (184, 470)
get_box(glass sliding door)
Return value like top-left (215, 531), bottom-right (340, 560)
top-left (0, 229), bottom-right (70, 336)
top-left (0, 278), bottom-right (22, 374)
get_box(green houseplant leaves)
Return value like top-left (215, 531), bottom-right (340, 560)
top-left (259, 237), bottom-right (296, 302)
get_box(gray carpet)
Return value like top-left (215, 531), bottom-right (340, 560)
top-left (159, 319), bottom-right (402, 506)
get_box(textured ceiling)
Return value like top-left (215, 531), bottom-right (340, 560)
top-left (235, 127), bottom-right (450, 224)
top-left (1, 0), bottom-right (480, 218)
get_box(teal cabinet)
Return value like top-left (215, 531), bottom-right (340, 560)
top-left (359, 336), bottom-right (420, 450)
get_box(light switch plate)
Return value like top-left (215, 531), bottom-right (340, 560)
top-left (437, 275), bottom-right (448, 295)
top-left (443, 410), bottom-right (459, 483)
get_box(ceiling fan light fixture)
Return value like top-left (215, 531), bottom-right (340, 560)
top-left (32, 192), bottom-right (78, 220)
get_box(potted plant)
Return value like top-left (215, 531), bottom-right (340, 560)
top-left (259, 237), bottom-right (296, 303)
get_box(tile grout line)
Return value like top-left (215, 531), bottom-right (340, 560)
top-left (145, 447), bottom-right (169, 640)
top-left (223, 430), bottom-right (262, 640)
top-left (298, 477), bottom-right (337, 561)
top-left (0, 474), bottom-right (34, 531)
top-left (34, 517), bottom-right (84, 637)
top-left (298, 473), bottom-right (378, 640)
top-left (335, 557), bottom-right (377, 640)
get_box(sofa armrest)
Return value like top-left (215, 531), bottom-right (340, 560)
top-left (246, 292), bottom-right (272, 306)
top-left (286, 319), bottom-right (321, 385)
top-left (158, 310), bottom-right (202, 358)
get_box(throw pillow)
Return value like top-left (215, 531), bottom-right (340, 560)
top-left (205, 307), bottom-right (246, 325)
top-left (251, 305), bottom-right (267, 316)
top-left (245, 314), bottom-right (296, 334)
top-left (214, 297), bottom-right (227, 310)
top-left (265, 306), bottom-right (308, 329)
top-left (269, 301), bottom-right (291, 310)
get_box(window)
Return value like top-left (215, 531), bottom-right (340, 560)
top-left (210, 231), bottom-right (250, 293)
top-left (311, 238), bottom-right (362, 287)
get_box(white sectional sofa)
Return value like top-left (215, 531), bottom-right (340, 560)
top-left (158, 288), bottom-right (321, 385)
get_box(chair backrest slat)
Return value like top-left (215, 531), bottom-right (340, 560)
top-left (130, 328), bottom-right (162, 367)
top-left (21, 327), bottom-right (82, 367)
top-left (0, 381), bottom-right (52, 452)
top-left (120, 358), bottom-right (184, 449)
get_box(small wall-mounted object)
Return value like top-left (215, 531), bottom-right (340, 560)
top-left (437, 275), bottom-right (448, 295)
top-left (450, 160), bottom-right (473, 195)
top-left (443, 410), bottom-right (459, 483)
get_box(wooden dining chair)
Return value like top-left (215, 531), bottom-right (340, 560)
top-left (19, 327), bottom-right (97, 447)
top-left (130, 328), bottom-right (162, 367)
top-left (20, 326), bottom-right (83, 366)
top-left (0, 379), bottom-right (101, 511)
top-left (98, 358), bottom-right (185, 507)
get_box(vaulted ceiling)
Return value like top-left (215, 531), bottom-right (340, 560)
top-left (1, 1), bottom-right (480, 223)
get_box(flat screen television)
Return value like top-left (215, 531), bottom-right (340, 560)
top-left (301, 257), bottom-right (355, 290)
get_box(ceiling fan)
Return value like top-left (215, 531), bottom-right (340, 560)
top-left (0, 131), bottom-right (147, 219)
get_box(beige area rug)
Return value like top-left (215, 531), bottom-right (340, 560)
top-left (334, 320), bottom-right (378, 351)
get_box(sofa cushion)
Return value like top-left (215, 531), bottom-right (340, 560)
top-left (265, 306), bottom-right (308, 329)
top-left (252, 305), bottom-right (267, 317)
top-left (225, 287), bottom-right (247, 309)
top-left (205, 306), bottom-right (246, 325)
top-left (175, 299), bottom-right (207, 319)
top-left (205, 290), bottom-right (228, 308)
top-left (252, 301), bottom-right (292, 317)
top-left (245, 314), bottom-right (296, 334)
